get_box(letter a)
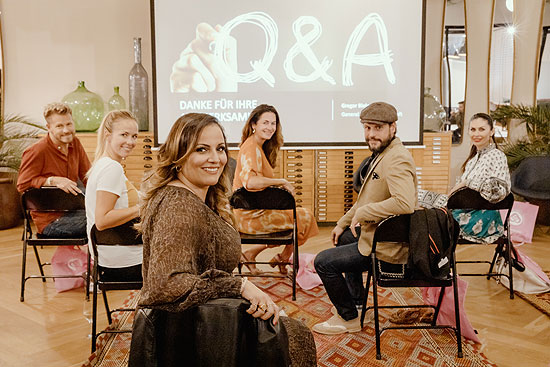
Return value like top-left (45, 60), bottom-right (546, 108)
top-left (342, 13), bottom-right (396, 86)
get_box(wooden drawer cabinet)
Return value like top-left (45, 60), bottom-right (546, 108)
top-left (315, 148), bottom-right (370, 222)
top-left (283, 150), bottom-right (314, 211)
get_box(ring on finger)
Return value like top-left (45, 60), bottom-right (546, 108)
top-left (258, 304), bottom-right (267, 312)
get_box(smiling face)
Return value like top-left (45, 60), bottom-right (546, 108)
top-left (46, 113), bottom-right (76, 147)
top-left (179, 123), bottom-right (228, 200)
top-left (363, 121), bottom-right (396, 153)
top-left (252, 112), bottom-right (277, 145)
top-left (469, 117), bottom-right (494, 150)
top-left (105, 118), bottom-right (139, 162)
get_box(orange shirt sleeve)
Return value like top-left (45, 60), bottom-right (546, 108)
top-left (17, 144), bottom-right (47, 193)
top-left (238, 142), bottom-right (263, 190)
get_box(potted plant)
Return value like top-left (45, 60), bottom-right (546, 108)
top-left (491, 104), bottom-right (550, 224)
top-left (0, 114), bottom-right (46, 229)
top-left (491, 104), bottom-right (550, 170)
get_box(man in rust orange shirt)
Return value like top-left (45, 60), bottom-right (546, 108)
top-left (17, 102), bottom-right (91, 237)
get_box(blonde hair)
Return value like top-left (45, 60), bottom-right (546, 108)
top-left (240, 104), bottom-right (283, 168)
top-left (43, 102), bottom-right (72, 123)
top-left (86, 110), bottom-right (137, 178)
top-left (140, 113), bottom-right (235, 227)
top-left (86, 110), bottom-right (137, 177)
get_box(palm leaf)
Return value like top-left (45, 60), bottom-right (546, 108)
top-left (491, 104), bottom-right (550, 169)
top-left (0, 114), bottom-right (46, 170)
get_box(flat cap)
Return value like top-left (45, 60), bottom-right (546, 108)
top-left (360, 102), bottom-right (398, 124)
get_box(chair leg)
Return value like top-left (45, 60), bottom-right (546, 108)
top-left (371, 257), bottom-right (382, 360)
top-left (451, 258), bottom-right (463, 358)
top-left (292, 240), bottom-right (298, 301)
top-left (20, 241), bottom-right (28, 302)
top-left (32, 245), bottom-right (46, 282)
top-left (506, 242), bottom-right (514, 299)
top-left (91, 273), bottom-right (98, 353)
top-left (360, 271), bottom-right (372, 328)
top-left (85, 251), bottom-right (91, 301)
top-left (102, 290), bottom-right (112, 325)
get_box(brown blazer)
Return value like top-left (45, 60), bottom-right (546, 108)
top-left (337, 137), bottom-right (417, 264)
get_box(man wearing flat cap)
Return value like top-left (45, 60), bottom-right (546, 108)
top-left (313, 101), bottom-right (417, 335)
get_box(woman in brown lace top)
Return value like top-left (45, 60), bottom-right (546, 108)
top-left (137, 113), bottom-right (316, 366)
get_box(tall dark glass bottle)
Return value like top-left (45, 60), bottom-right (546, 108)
top-left (129, 37), bottom-right (149, 131)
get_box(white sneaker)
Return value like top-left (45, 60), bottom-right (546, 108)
top-left (312, 314), bottom-right (362, 335)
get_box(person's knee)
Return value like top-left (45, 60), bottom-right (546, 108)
top-left (314, 250), bottom-right (329, 273)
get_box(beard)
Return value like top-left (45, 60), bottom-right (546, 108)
top-left (367, 135), bottom-right (394, 153)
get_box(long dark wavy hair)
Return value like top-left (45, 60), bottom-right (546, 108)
top-left (140, 113), bottom-right (235, 227)
top-left (240, 104), bottom-right (284, 168)
top-left (461, 112), bottom-right (498, 172)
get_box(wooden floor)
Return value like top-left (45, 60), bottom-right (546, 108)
top-left (1, 223), bottom-right (549, 366)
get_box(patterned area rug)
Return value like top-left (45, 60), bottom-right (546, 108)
top-left (515, 272), bottom-right (550, 317)
top-left (82, 281), bottom-right (496, 367)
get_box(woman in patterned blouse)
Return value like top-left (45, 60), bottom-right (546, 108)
top-left (233, 104), bottom-right (319, 274)
top-left (449, 112), bottom-right (511, 243)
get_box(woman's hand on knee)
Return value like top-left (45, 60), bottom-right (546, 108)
top-left (242, 281), bottom-right (280, 325)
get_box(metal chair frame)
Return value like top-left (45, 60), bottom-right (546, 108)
top-left (20, 187), bottom-right (89, 302)
top-left (230, 186), bottom-right (299, 300)
top-left (360, 213), bottom-right (463, 360)
top-left (447, 187), bottom-right (515, 299)
top-left (89, 220), bottom-right (143, 352)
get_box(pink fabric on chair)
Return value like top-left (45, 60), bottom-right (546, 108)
top-left (290, 253), bottom-right (322, 290)
top-left (422, 276), bottom-right (481, 343)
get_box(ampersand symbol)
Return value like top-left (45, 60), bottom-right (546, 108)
top-left (283, 16), bottom-right (335, 84)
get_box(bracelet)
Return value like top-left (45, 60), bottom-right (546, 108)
top-left (240, 277), bottom-right (248, 294)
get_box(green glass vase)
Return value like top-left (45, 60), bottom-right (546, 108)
top-left (108, 86), bottom-right (127, 111)
top-left (62, 81), bottom-right (104, 132)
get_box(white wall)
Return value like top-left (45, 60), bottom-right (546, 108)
top-left (1, 0), bottom-right (151, 126)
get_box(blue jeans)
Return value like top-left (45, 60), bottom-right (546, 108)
top-left (314, 241), bottom-right (371, 321)
top-left (42, 209), bottom-right (87, 238)
top-left (336, 227), bottom-right (365, 306)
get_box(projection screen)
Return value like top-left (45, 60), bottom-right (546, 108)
top-left (151, 0), bottom-right (425, 146)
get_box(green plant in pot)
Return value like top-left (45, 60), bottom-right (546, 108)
top-left (491, 104), bottom-right (550, 170)
top-left (491, 104), bottom-right (550, 224)
top-left (0, 114), bottom-right (46, 229)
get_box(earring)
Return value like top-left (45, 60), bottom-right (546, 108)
top-left (252, 128), bottom-right (256, 134)
top-left (175, 165), bottom-right (181, 172)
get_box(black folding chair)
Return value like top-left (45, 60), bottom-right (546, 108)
top-left (447, 187), bottom-right (516, 299)
top-left (360, 213), bottom-right (463, 360)
top-left (20, 187), bottom-right (89, 302)
top-left (90, 220), bottom-right (143, 352)
top-left (230, 186), bottom-right (299, 300)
